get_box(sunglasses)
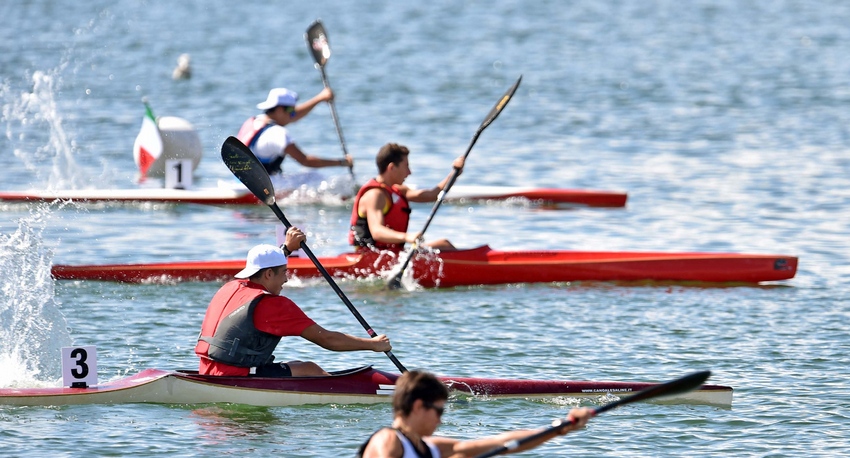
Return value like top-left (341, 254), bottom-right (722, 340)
top-left (279, 105), bottom-right (296, 118)
top-left (424, 402), bottom-right (445, 417)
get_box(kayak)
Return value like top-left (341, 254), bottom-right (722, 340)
top-left (0, 365), bottom-right (732, 407)
top-left (0, 185), bottom-right (627, 207)
top-left (51, 245), bottom-right (798, 286)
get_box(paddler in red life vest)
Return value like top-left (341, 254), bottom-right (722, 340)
top-left (195, 228), bottom-right (391, 377)
top-left (349, 143), bottom-right (464, 252)
top-left (236, 87), bottom-right (353, 175)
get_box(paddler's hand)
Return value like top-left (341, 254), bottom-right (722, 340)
top-left (556, 408), bottom-right (593, 435)
top-left (340, 154), bottom-right (354, 168)
top-left (284, 226), bottom-right (306, 255)
top-left (318, 87), bottom-right (334, 103)
top-left (403, 232), bottom-right (423, 245)
top-left (371, 334), bottom-right (392, 352)
top-left (452, 156), bottom-right (465, 174)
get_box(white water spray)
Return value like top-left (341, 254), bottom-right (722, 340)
top-left (0, 207), bottom-right (73, 387)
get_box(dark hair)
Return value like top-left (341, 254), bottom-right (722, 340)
top-left (376, 143), bottom-right (410, 174)
top-left (392, 370), bottom-right (449, 416)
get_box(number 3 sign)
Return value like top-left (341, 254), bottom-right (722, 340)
top-left (61, 346), bottom-right (98, 388)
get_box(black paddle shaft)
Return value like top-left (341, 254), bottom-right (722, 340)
top-left (387, 76), bottom-right (523, 289)
top-left (473, 370), bottom-right (712, 458)
top-left (305, 19), bottom-right (354, 179)
top-left (221, 136), bottom-right (407, 373)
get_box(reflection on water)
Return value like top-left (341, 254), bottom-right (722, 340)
top-left (190, 405), bottom-right (283, 444)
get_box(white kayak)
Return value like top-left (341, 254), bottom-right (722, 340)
top-left (0, 185), bottom-right (627, 207)
top-left (0, 365), bottom-right (732, 407)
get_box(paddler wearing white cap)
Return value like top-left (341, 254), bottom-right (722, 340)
top-left (235, 87), bottom-right (354, 175)
top-left (195, 226), bottom-right (389, 377)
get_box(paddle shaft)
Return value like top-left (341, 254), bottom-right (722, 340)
top-left (269, 203), bottom-right (407, 372)
top-left (221, 136), bottom-right (406, 373)
top-left (473, 370), bottom-right (711, 458)
top-left (388, 76), bottom-right (522, 289)
top-left (306, 20), bottom-right (355, 180)
top-left (319, 68), bottom-right (351, 162)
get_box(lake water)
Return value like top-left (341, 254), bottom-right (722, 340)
top-left (1, 1), bottom-right (849, 456)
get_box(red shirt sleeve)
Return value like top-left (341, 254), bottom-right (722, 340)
top-left (252, 295), bottom-right (316, 336)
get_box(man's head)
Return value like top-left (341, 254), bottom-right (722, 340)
top-left (392, 370), bottom-right (449, 417)
top-left (235, 244), bottom-right (289, 294)
top-left (376, 143), bottom-right (410, 174)
top-left (257, 88), bottom-right (298, 119)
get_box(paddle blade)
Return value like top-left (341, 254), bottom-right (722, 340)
top-left (594, 370), bottom-right (711, 415)
top-left (477, 75), bottom-right (522, 132)
top-left (306, 20), bottom-right (331, 68)
top-left (220, 136), bottom-right (276, 205)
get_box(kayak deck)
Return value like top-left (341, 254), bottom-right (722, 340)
top-left (51, 245), bottom-right (798, 286)
top-left (0, 366), bottom-right (732, 407)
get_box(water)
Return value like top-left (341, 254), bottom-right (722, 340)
top-left (2, 0), bottom-right (849, 456)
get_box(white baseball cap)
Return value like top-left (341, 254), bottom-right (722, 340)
top-left (256, 88), bottom-right (299, 110)
top-left (234, 244), bottom-right (288, 279)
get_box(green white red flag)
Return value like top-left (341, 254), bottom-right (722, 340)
top-left (132, 101), bottom-right (163, 178)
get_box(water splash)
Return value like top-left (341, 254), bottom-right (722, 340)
top-left (3, 69), bottom-right (90, 190)
top-left (0, 206), bottom-right (73, 387)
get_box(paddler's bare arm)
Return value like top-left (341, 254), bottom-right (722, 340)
top-left (434, 407), bottom-right (593, 457)
top-left (301, 324), bottom-right (391, 352)
top-left (285, 143), bottom-right (353, 168)
top-left (290, 87), bottom-right (333, 123)
top-left (406, 156), bottom-right (464, 203)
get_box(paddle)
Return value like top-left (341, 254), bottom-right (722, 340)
top-left (387, 76), bottom-right (523, 289)
top-left (220, 136), bottom-right (407, 373)
top-left (305, 19), bottom-right (355, 183)
top-left (473, 370), bottom-right (712, 458)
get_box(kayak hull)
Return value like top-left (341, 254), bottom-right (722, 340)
top-left (51, 245), bottom-right (798, 286)
top-left (0, 185), bottom-right (627, 207)
top-left (0, 366), bottom-right (732, 407)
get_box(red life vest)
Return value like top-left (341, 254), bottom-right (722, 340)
top-left (236, 117), bottom-right (282, 173)
top-left (236, 117), bottom-right (265, 148)
top-left (195, 280), bottom-right (280, 367)
top-left (349, 178), bottom-right (411, 251)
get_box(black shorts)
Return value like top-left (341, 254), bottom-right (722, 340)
top-left (253, 362), bottom-right (292, 377)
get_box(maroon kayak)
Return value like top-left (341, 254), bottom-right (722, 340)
top-left (51, 245), bottom-right (798, 286)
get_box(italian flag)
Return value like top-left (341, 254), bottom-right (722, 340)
top-left (132, 101), bottom-right (163, 178)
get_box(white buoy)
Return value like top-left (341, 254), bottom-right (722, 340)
top-left (141, 116), bottom-right (202, 178)
top-left (172, 53), bottom-right (192, 80)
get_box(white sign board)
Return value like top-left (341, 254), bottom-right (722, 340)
top-left (165, 159), bottom-right (193, 189)
top-left (61, 346), bottom-right (98, 388)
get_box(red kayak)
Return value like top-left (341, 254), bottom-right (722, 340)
top-left (0, 365), bottom-right (732, 407)
top-left (51, 245), bottom-right (798, 286)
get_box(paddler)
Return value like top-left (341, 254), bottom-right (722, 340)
top-left (236, 87), bottom-right (354, 175)
top-left (357, 370), bottom-right (592, 458)
top-left (349, 143), bottom-right (464, 252)
top-left (195, 227), bottom-right (390, 377)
